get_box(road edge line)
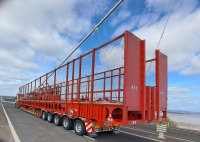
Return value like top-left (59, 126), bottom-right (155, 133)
top-left (120, 130), bottom-right (163, 142)
top-left (1, 102), bottom-right (21, 142)
top-left (83, 135), bottom-right (95, 141)
top-left (121, 126), bottom-right (194, 142)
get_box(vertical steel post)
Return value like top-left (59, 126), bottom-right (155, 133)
top-left (151, 87), bottom-right (156, 121)
top-left (25, 84), bottom-right (27, 100)
top-left (146, 86), bottom-right (151, 121)
top-left (110, 70), bottom-right (113, 101)
top-left (103, 72), bottom-right (106, 100)
top-left (54, 69), bottom-right (56, 111)
top-left (71, 60), bottom-right (75, 105)
top-left (123, 33), bottom-right (126, 106)
top-left (45, 74), bottom-right (48, 108)
top-left (87, 76), bottom-right (90, 100)
top-left (28, 83), bottom-right (29, 96)
top-left (78, 56), bottom-right (82, 115)
top-left (46, 74), bottom-right (47, 97)
top-left (31, 82), bottom-right (32, 105)
top-left (156, 50), bottom-right (160, 120)
top-left (39, 77), bottom-right (41, 107)
top-left (141, 40), bottom-right (146, 121)
top-left (65, 63), bottom-right (69, 113)
top-left (90, 49), bottom-right (95, 118)
top-left (118, 69), bottom-right (121, 102)
top-left (34, 80), bottom-right (36, 105)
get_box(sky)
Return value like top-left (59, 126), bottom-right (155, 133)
top-left (0, 0), bottom-right (200, 112)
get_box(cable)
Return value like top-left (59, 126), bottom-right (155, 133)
top-left (96, 26), bottom-right (110, 70)
top-left (36, 0), bottom-right (124, 91)
top-left (146, 0), bottom-right (176, 77)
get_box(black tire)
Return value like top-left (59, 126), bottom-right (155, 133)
top-left (62, 116), bottom-right (73, 130)
top-left (47, 112), bottom-right (54, 123)
top-left (74, 119), bottom-right (86, 136)
top-left (54, 114), bottom-right (61, 126)
top-left (42, 111), bottom-right (47, 120)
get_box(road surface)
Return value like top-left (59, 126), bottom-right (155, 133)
top-left (0, 102), bottom-right (15, 142)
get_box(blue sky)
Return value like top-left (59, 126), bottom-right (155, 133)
top-left (0, 0), bottom-right (200, 112)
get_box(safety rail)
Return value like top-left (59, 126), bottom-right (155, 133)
top-left (19, 67), bottom-right (124, 103)
top-left (166, 121), bottom-right (200, 131)
top-left (19, 33), bottom-right (125, 105)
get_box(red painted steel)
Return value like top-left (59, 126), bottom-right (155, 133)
top-left (17, 31), bottom-right (168, 135)
top-left (157, 50), bottom-right (168, 121)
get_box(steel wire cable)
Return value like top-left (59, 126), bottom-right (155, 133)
top-left (146, 0), bottom-right (176, 78)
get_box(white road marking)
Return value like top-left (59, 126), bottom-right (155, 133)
top-left (1, 102), bottom-right (21, 142)
top-left (83, 135), bottom-right (95, 141)
top-left (71, 129), bottom-right (95, 141)
top-left (121, 126), bottom-right (194, 142)
top-left (120, 130), bottom-right (162, 142)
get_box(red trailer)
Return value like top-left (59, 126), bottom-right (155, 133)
top-left (16, 30), bottom-right (167, 137)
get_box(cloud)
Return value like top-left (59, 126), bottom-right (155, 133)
top-left (0, 48), bottom-right (40, 72)
top-left (0, 0), bottom-right (110, 96)
top-left (99, 40), bottom-right (124, 69)
top-left (132, 0), bottom-right (200, 75)
top-left (168, 87), bottom-right (200, 112)
top-left (110, 10), bottom-right (131, 27)
top-left (111, 0), bottom-right (200, 75)
top-left (93, 37), bottom-right (124, 74)
top-left (168, 87), bottom-right (199, 94)
top-left (180, 53), bottom-right (200, 75)
top-left (145, 0), bottom-right (199, 13)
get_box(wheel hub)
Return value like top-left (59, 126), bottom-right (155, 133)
top-left (76, 123), bottom-right (82, 132)
top-left (63, 119), bottom-right (68, 127)
top-left (55, 117), bottom-right (58, 123)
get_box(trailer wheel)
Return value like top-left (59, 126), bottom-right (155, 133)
top-left (47, 113), bottom-right (54, 123)
top-left (54, 114), bottom-right (61, 126)
top-left (42, 111), bottom-right (47, 120)
top-left (62, 116), bottom-right (72, 130)
top-left (74, 119), bottom-right (86, 136)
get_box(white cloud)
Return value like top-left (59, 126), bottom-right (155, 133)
top-left (181, 54), bottom-right (200, 75)
top-left (0, 48), bottom-right (40, 72)
top-left (0, 0), bottom-right (110, 96)
top-left (168, 87), bottom-right (199, 94)
top-left (94, 37), bottom-right (124, 74)
top-left (168, 87), bottom-right (200, 112)
top-left (110, 10), bottom-right (131, 27)
top-left (145, 0), bottom-right (198, 14)
top-left (132, 0), bottom-right (200, 75)
top-left (111, 0), bottom-right (200, 75)
top-left (99, 43), bottom-right (124, 69)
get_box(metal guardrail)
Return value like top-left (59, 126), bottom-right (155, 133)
top-left (160, 121), bottom-right (200, 131)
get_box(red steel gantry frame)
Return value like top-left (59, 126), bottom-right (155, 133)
top-left (17, 30), bottom-right (167, 136)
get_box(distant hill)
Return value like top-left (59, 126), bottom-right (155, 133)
top-left (168, 110), bottom-right (200, 116)
top-left (1, 96), bottom-right (16, 102)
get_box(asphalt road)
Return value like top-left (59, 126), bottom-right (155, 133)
top-left (94, 131), bottom-right (156, 142)
top-left (0, 102), bottom-right (15, 142)
top-left (2, 102), bottom-right (93, 142)
top-left (125, 123), bottom-right (200, 142)
top-left (1, 102), bottom-right (157, 142)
